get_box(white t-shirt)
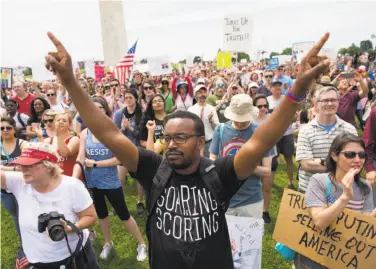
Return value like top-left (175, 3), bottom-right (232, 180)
top-left (6, 172), bottom-right (92, 263)
top-left (13, 112), bottom-right (29, 129)
top-left (188, 103), bottom-right (219, 141)
top-left (267, 95), bottom-right (293, 136)
top-left (50, 102), bottom-right (69, 113)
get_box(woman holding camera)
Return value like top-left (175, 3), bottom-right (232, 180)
top-left (0, 142), bottom-right (98, 269)
top-left (295, 133), bottom-right (375, 269)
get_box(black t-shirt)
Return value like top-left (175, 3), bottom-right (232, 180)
top-left (140, 118), bottom-right (164, 142)
top-left (131, 147), bottom-right (242, 269)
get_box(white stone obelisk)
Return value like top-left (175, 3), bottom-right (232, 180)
top-left (99, 0), bottom-right (128, 66)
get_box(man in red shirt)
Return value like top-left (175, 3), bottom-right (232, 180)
top-left (12, 82), bottom-right (35, 116)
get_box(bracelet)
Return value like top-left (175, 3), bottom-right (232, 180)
top-left (286, 87), bottom-right (306, 102)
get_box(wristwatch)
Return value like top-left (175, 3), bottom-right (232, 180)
top-left (320, 159), bottom-right (326, 166)
top-left (93, 163), bottom-right (97, 168)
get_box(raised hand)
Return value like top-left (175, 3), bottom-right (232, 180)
top-left (366, 171), bottom-right (376, 187)
top-left (121, 118), bottom-right (129, 130)
top-left (341, 168), bottom-right (359, 201)
top-left (146, 120), bottom-right (156, 131)
top-left (45, 32), bottom-right (75, 87)
top-left (294, 33), bottom-right (331, 96)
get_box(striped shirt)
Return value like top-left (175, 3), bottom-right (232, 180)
top-left (296, 116), bottom-right (357, 192)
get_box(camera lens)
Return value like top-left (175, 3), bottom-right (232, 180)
top-left (47, 220), bottom-right (65, 241)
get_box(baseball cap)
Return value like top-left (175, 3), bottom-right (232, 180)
top-left (10, 142), bottom-right (59, 166)
top-left (271, 80), bottom-right (282, 86)
top-left (224, 94), bottom-right (258, 122)
top-left (248, 82), bottom-right (259, 89)
top-left (194, 85), bottom-right (208, 95)
top-left (177, 79), bottom-right (188, 88)
top-left (197, 78), bottom-right (206, 85)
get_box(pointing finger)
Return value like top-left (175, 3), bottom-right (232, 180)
top-left (303, 32), bottom-right (330, 62)
top-left (47, 32), bottom-right (68, 54)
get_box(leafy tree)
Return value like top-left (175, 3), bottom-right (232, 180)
top-left (360, 40), bottom-right (373, 52)
top-left (269, 52), bottom-right (279, 58)
top-left (347, 43), bottom-right (361, 56)
top-left (179, 59), bottom-right (187, 64)
top-left (237, 52), bottom-right (250, 62)
top-left (281, 47), bottom-right (292, 55)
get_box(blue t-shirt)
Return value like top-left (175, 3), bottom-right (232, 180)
top-left (273, 75), bottom-right (293, 95)
top-left (318, 121), bottom-right (336, 133)
top-left (209, 122), bottom-right (275, 208)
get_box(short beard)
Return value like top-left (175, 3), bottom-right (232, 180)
top-left (168, 159), bottom-right (192, 170)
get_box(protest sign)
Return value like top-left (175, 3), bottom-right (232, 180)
top-left (292, 41), bottom-right (315, 62)
top-left (0, 67), bottom-right (12, 88)
top-left (217, 52), bottom-right (232, 69)
top-left (31, 62), bottom-right (54, 82)
top-left (320, 48), bottom-right (338, 62)
top-left (85, 60), bottom-right (95, 78)
top-left (222, 14), bottom-right (253, 52)
top-left (12, 66), bottom-right (32, 82)
top-left (94, 65), bottom-right (105, 82)
top-left (269, 58), bottom-right (279, 70)
top-left (148, 56), bottom-right (172, 76)
top-left (273, 189), bottom-right (376, 269)
top-left (226, 215), bottom-right (263, 269)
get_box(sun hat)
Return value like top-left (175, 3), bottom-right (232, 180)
top-left (224, 94), bottom-right (259, 122)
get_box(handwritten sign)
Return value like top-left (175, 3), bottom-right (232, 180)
top-left (292, 41), bottom-right (315, 62)
top-left (217, 52), bottom-right (232, 69)
top-left (94, 65), bottom-right (105, 82)
top-left (226, 215), bottom-right (263, 269)
top-left (148, 56), bottom-right (172, 76)
top-left (1, 68), bottom-right (12, 88)
top-left (222, 14), bottom-right (253, 52)
top-left (273, 189), bottom-right (376, 269)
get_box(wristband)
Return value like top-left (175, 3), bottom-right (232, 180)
top-left (286, 87), bottom-right (306, 102)
top-left (93, 163), bottom-right (97, 168)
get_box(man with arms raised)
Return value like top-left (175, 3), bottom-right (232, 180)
top-left (44, 32), bottom-right (330, 269)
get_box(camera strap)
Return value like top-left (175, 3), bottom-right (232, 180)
top-left (63, 221), bottom-right (88, 269)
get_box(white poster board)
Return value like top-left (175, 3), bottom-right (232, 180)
top-left (320, 48), bottom-right (338, 62)
top-left (148, 56), bottom-right (172, 76)
top-left (84, 60), bottom-right (95, 78)
top-left (32, 62), bottom-right (55, 82)
top-left (226, 215), bottom-right (263, 269)
top-left (223, 14), bottom-right (253, 52)
top-left (292, 41), bottom-right (315, 62)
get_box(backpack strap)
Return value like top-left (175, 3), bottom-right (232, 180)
top-left (217, 123), bottom-right (224, 159)
top-left (16, 113), bottom-right (26, 128)
top-left (325, 175), bottom-right (332, 201)
top-left (199, 157), bottom-right (228, 212)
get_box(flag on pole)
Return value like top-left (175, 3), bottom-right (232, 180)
top-left (114, 40), bottom-right (138, 85)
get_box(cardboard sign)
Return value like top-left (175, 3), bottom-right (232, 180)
top-left (0, 67), bottom-right (12, 88)
top-left (292, 41), bottom-right (315, 62)
top-left (273, 189), bottom-right (376, 269)
top-left (217, 52), bottom-right (232, 69)
top-left (222, 14), bottom-right (253, 52)
top-left (226, 215), bottom-right (263, 269)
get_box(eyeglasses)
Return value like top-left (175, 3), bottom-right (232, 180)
top-left (160, 134), bottom-right (200, 145)
top-left (340, 151), bottom-right (367, 159)
top-left (43, 119), bottom-right (54, 124)
top-left (162, 81), bottom-right (169, 85)
top-left (257, 105), bottom-right (269, 109)
top-left (46, 93), bottom-right (56, 97)
top-left (216, 83), bottom-right (225, 87)
top-left (318, 98), bottom-right (339, 104)
top-left (278, 68), bottom-right (284, 71)
top-left (5, 104), bottom-right (16, 108)
top-left (111, 84), bottom-right (119, 87)
top-left (152, 99), bottom-right (164, 104)
top-left (1, 126), bottom-right (13, 131)
top-left (144, 87), bottom-right (153, 90)
top-left (264, 75), bottom-right (273, 78)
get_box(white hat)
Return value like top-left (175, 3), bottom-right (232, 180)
top-left (224, 94), bottom-right (258, 122)
top-left (194, 85), bottom-right (208, 95)
top-left (248, 82), bottom-right (259, 89)
top-left (197, 78), bottom-right (206, 85)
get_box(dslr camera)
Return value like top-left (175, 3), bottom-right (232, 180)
top-left (38, 211), bottom-right (66, 241)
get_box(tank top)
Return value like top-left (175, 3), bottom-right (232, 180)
top-left (85, 130), bottom-right (121, 189)
top-left (49, 136), bottom-right (77, 177)
top-left (1, 138), bottom-right (23, 193)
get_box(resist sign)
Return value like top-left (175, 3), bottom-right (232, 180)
top-left (222, 14), bottom-right (253, 52)
top-left (273, 189), bottom-right (376, 269)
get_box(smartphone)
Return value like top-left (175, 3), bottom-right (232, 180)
top-left (342, 73), bottom-right (354, 79)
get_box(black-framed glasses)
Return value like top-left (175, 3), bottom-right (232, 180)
top-left (340, 151), bottom-right (367, 159)
top-left (152, 99), bottom-right (164, 104)
top-left (111, 84), bottom-right (119, 87)
top-left (264, 75), bottom-right (273, 78)
top-left (318, 98), bottom-right (339, 105)
top-left (160, 134), bottom-right (200, 145)
top-left (257, 105), bottom-right (268, 109)
top-left (46, 93), bottom-right (56, 97)
top-left (43, 119), bottom-right (54, 124)
top-left (162, 81), bottom-right (169, 85)
top-left (1, 126), bottom-right (13, 131)
top-left (144, 86), bottom-right (153, 90)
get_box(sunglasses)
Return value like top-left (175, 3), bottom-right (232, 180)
top-left (111, 84), bottom-right (119, 87)
top-left (43, 119), bottom-right (54, 124)
top-left (46, 93), bottom-right (56, 97)
top-left (1, 126), bottom-right (13, 131)
top-left (265, 75), bottom-right (273, 78)
top-left (257, 105), bottom-right (269, 109)
top-left (144, 87), bottom-right (153, 90)
top-left (162, 81), bottom-right (169, 85)
top-left (340, 151), bottom-right (367, 159)
top-left (278, 68), bottom-right (284, 71)
top-left (216, 83), bottom-right (225, 87)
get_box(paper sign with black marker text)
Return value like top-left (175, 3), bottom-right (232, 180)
top-left (222, 14), bottom-right (253, 52)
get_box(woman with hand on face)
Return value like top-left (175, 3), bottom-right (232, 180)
top-left (72, 98), bottom-right (147, 261)
top-left (26, 97), bottom-right (51, 140)
top-left (295, 133), bottom-right (375, 269)
top-left (45, 112), bottom-right (79, 177)
top-left (30, 109), bottom-right (57, 142)
top-left (1, 117), bottom-right (25, 239)
top-left (1, 142), bottom-right (99, 269)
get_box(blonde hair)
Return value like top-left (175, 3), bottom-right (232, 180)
top-left (42, 160), bottom-right (63, 178)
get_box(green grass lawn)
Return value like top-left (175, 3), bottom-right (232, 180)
top-left (1, 163), bottom-right (296, 269)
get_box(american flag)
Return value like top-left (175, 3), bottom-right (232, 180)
top-left (327, 195), bottom-right (364, 212)
top-left (114, 40), bottom-right (138, 85)
top-left (15, 248), bottom-right (29, 269)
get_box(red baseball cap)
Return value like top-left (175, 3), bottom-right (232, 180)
top-left (10, 143), bottom-right (58, 166)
